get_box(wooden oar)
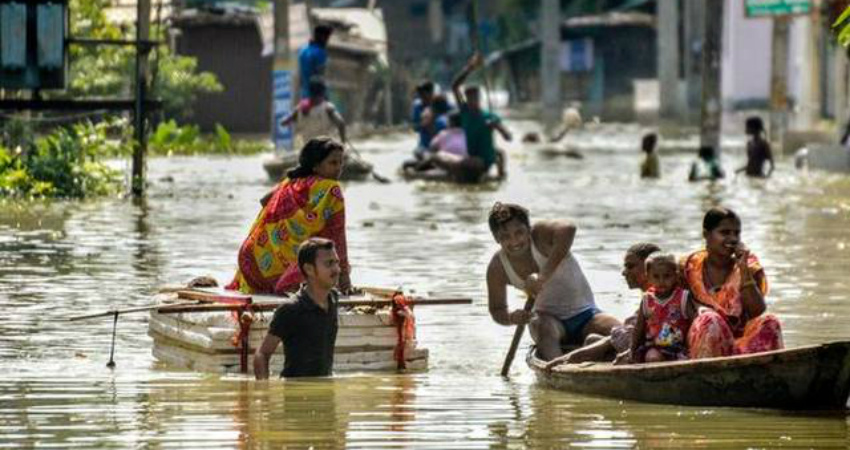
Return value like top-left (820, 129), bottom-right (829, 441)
top-left (157, 296), bottom-right (472, 314)
top-left (67, 300), bottom-right (207, 322)
top-left (500, 296), bottom-right (535, 377)
top-left (347, 142), bottom-right (391, 184)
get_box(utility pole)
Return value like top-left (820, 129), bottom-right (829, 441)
top-left (658, 0), bottom-right (680, 123)
top-left (684, 0), bottom-right (705, 125)
top-left (700, 0), bottom-right (724, 154)
top-left (769, 16), bottom-right (790, 153)
top-left (272, 0), bottom-right (294, 153)
top-left (808, 0), bottom-right (823, 128)
top-left (132, 0), bottom-right (151, 197)
top-left (541, 0), bottom-right (561, 130)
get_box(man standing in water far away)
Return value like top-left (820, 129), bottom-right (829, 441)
top-left (255, 238), bottom-right (341, 379)
top-left (485, 203), bottom-right (621, 361)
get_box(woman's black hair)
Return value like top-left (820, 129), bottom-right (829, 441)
top-left (488, 202), bottom-right (531, 239)
top-left (702, 207), bottom-right (740, 232)
top-left (287, 136), bottom-right (344, 179)
top-left (448, 111), bottom-right (462, 128)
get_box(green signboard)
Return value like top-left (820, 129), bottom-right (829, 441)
top-left (745, 0), bottom-right (811, 17)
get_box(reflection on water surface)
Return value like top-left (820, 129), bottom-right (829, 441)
top-left (1, 122), bottom-right (849, 448)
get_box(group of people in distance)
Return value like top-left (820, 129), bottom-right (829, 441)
top-left (223, 24), bottom-right (784, 377)
top-left (484, 203), bottom-right (784, 368)
top-left (405, 53), bottom-right (511, 182)
top-left (640, 116), bottom-right (776, 180)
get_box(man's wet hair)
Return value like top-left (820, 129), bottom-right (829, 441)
top-left (703, 207), bottom-right (740, 232)
top-left (314, 24), bottom-right (333, 40)
top-left (417, 81), bottom-right (435, 96)
top-left (698, 145), bottom-right (715, 160)
top-left (645, 252), bottom-right (678, 274)
top-left (642, 133), bottom-right (657, 152)
top-left (464, 85), bottom-right (481, 97)
top-left (448, 111), bottom-right (462, 128)
top-left (626, 242), bottom-right (661, 261)
top-left (746, 116), bottom-right (765, 134)
top-left (488, 202), bottom-right (530, 238)
top-left (297, 237), bottom-right (336, 276)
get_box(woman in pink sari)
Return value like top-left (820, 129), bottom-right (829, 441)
top-left (682, 207), bottom-right (783, 358)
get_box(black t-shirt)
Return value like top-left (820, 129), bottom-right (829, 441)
top-left (268, 287), bottom-right (339, 378)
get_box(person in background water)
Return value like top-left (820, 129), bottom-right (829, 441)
top-left (682, 207), bottom-right (783, 358)
top-left (689, 145), bottom-right (725, 182)
top-left (485, 203), bottom-right (620, 361)
top-left (228, 137), bottom-right (351, 295)
top-left (640, 133), bottom-right (660, 178)
top-left (280, 80), bottom-right (347, 149)
top-left (254, 238), bottom-right (341, 379)
top-left (411, 81), bottom-right (436, 159)
top-left (737, 116), bottom-right (774, 178)
top-left (630, 253), bottom-right (695, 363)
top-left (298, 24), bottom-right (333, 99)
top-left (452, 53), bottom-right (512, 181)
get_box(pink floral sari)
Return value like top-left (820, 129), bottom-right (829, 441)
top-left (682, 250), bottom-right (783, 358)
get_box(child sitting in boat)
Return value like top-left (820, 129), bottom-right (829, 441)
top-left (630, 253), bottom-right (696, 363)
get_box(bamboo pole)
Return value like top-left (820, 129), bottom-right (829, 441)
top-left (500, 296), bottom-right (535, 377)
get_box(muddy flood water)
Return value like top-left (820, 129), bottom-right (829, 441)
top-left (1, 120), bottom-right (849, 448)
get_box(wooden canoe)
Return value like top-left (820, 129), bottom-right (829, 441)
top-left (527, 341), bottom-right (850, 410)
top-left (262, 153), bottom-right (373, 182)
top-left (400, 167), bottom-right (503, 184)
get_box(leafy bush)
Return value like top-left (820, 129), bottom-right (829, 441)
top-left (0, 122), bottom-right (124, 199)
top-left (148, 120), bottom-right (270, 155)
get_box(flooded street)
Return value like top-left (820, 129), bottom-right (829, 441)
top-left (2, 120), bottom-right (850, 448)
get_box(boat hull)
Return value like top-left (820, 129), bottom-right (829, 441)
top-left (528, 341), bottom-right (850, 409)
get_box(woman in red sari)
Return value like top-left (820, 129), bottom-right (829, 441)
top-left (227, 137), bottom-right (351, 294)
top-left (682, 207), bottom-right (783, 358)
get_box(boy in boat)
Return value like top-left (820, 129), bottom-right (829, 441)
top-left (452, 53), bottom-right (512, 181)
top-left (254, 238), bottom-right (341, 379)
top-left (630, 253), bottom-right (696, 363)
top-left (485, 202), bottom-right (620, 361)
top-left (545, 242), bottom-right (661, 367)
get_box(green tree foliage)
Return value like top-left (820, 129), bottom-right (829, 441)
top-left (0, 121), bottom-right (124, 199)
top-left (65, 0), bottom-right (223, 120)
top-left (833, 6), bottom-right (850, 46)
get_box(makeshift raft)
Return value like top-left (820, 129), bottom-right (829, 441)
top-left (527, 341), bottom-right (850, 410)
top-left (149, 288), bottom-right (458, 374)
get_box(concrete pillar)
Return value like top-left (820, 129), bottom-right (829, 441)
top-left (658, 0), bottom-right (680, 120)
top-left (684, 0), bottom-right (705, 124)
top-left (835, 45), bottom-right (848, 140)
top-left (700, 0), bottom-right (724, 154)
top-left (541, 0), bottom-right (561, 130)
top-left (770, 16), bottom-right (790, 151)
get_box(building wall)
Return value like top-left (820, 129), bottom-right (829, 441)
top-left (176, 23), bottom-right (272, 133)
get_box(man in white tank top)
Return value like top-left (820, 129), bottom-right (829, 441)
top-left (486, 203), bottom-right (621, 360)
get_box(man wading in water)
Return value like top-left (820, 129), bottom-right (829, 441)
top-left (254, 238), bottom-right (341, 379)
top-left (485, 203), bottom-right (621, 360)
